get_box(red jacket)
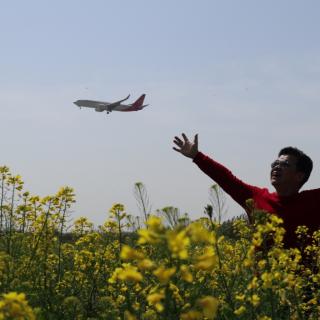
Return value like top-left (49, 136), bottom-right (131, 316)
top-left (193, 152), bottom-right (320, 248)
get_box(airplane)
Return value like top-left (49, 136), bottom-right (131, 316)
top-left (73, 94), bottom-right (148, 114)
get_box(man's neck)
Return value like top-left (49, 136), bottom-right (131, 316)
top-left (275, 186), bottom-right (300, 197)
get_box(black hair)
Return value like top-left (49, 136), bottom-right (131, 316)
top-left (278, 147), bottom-right (313, 186)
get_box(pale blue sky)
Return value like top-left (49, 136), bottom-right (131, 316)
top-left (1, 1), bottom-right (320, 225)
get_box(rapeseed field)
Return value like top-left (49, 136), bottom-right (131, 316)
top-left (0, 166), bottom-right (319, 319)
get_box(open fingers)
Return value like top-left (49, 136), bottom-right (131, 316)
top-left (181, 133), bottom-right (189, 143)
top-left (173, 136), bottom-right (183, 147)
top-left (194, 134), bottom-right (198, 146)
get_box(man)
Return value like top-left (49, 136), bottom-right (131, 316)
top-left (173, 133), bottom-right (320, 248)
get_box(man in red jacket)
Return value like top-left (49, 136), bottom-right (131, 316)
top-left (173, 133), bottom-right (319, 248)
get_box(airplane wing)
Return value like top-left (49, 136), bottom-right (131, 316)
top-left (75, 101), bottom-right (103, 107)
top-left (105, 94), bottom-right (130, 111)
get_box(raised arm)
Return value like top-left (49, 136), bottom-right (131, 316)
top-left (173, 133), bottom-right (260, 210)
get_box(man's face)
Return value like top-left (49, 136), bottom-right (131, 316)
top-left (270, 154), bottom-right (304, 190)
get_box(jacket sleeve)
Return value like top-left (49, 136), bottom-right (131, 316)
top-left (193, 152), bottom-right (260, 209)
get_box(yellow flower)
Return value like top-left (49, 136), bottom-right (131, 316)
top-left (249, 294), bottom-right (260, 307)
top-left (258, 259), bottom-right (267, 269)
top-left (108, 267), bottom-right (123, 284)
top-left (235, 294), bottom-right (245, 301)
top-left (243, 258), bottom-right (253, 267)
top-left (167, 229), bottom-right (190, 259)
top-left (307, 298), bottom-right (317, 305)
top-left (187, 222), bottom-right (215, 244)
top-left (180, 265), bottom-right (193, 283)
top-left (137, 229), bottom-right (160, 245)
top-left (124, 310), bottom-right (137, 320)
top-left (117, 264), bottom-right (143, 282)
top-left (261, 272), bottom-right (273, 289)
top-left (109, 203), bottom-right (126, 217)
top-left (147, 216), bottom-right (164, 232)
top-left (116, 295), bottom-right (126, 304)
top-left (169, 283), bottom-right (183, 304)
top-left (138, 258), bottom-right (154, 270)
top-left (120, 245), bottom-right (144, 260)
top-left (153, 265), bottom-right (176, 284)
top-left (180, 310), bottom-right (203, 320)
top-left (197, 296), bottom-right (219, 319)
top-left (234, 305), bottom-right (246, 315)
top-left (284, 273), bottom-right (296, 288)
top-left (147, 291), bottom-right (165, 313)
top-left (273, 272), bottom-right (281, 281)
top-left (0, 292), bottom-right (35, 320)
top-left (195, 246), bottom-right (218, 270)
top-left (252, 236), bottom-right (263, 247)
top-left (247, 276), bottom-right (258, 290)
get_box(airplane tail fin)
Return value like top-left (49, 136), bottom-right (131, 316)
top-left (130, 94), bottom-right (146, 110)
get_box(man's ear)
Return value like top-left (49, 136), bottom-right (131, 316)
top-left (296, 172), bottom-right (305, 185)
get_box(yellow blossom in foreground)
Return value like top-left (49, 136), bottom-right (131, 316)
top-left (120, 245), bottom-right (144, 260)
top-left (138, 258), bottom-right (154, 270)
top-left (147, 291), bottom-right (165, 313)
top-left (108, 267), bottom-right (123, 284)
top-left (197, 296), bottom-right (219, 320)
top-left (137, 216), bottom-right (165, 244)
top-left (153, 265), bottom-right (176, 284)
top-left (137, 229), bottom-right (160, 245)
top-left (167, 229), bottom-right (190, 259)
top-left (117, 264), bottom-right (143, 282)
top-left (195, 246), bottom-right (218, 270)
top-left (147, 216), bottom-right (164, 232)
top-left (180, 310), bottom-right (203, 320)
top-left (187, 222), bottom-right (215, 244)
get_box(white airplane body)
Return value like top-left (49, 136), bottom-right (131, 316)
top-left (73, 94), bottom-right (148, 114)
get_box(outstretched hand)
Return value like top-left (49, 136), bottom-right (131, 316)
top-left (173, 133), bottom-right (199, 159)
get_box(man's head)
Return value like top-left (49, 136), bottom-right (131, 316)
top-left (270, 147), bottom-right (313, 194)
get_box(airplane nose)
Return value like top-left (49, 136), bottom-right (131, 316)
top-left (73, 101), bottom-right (80, 106)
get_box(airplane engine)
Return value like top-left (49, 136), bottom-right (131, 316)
top-left (95, 107), bottom-right (104, 112)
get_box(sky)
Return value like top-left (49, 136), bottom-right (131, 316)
top-left (1, 0), bottom-right (320, 226)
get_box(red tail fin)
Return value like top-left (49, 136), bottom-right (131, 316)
top-left (131, 94), bottom-right (146, 109)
